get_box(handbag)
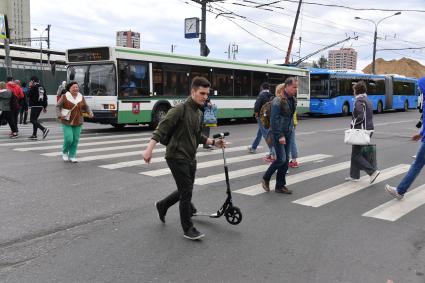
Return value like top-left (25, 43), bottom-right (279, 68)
top-left (344, 104), bottom-right (371, 145)
top-left (361, 144), bottom-right (377, 170)
top-left (61, 103), bottom-right (78, 121)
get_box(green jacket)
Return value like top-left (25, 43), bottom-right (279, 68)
top-left (152, 97), bottom-right (208, 160)
top-left (0, 89), bottom-right (13, 111)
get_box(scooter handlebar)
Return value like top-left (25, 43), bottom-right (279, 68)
top-left (213, 132), bottom-right (229, 139)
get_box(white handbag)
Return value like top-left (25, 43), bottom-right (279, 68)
top-left (61, 104), bottom-right (77, 121)
top-left (344, 104), bottom-right (372, 145)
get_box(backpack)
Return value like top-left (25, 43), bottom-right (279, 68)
top-left (260, 99), bottom-right (273, 129)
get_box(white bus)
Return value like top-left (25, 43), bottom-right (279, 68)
top-left (65, 46), bottom-right (310, 128)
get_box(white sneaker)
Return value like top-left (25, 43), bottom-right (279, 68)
top-left (385, 184), bottom-right (403, 200)
top-left (69, 157), bottom-right (78, 163)
top-left (370, 170), bottom-right (381, 184)
top-left (62, 153), bottom-right (69, 162)
top-left (345, 177), bottom-right (359, 182)
top-left (247, 146), bottom-right (256, 153)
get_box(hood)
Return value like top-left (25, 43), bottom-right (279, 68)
top-left (6, 81), bottom-right (19, 90)
top-left (418, 77), bottom-right (425, 94)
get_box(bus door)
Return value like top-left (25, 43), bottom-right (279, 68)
top-left (384, 76), bottom-right (393, 110)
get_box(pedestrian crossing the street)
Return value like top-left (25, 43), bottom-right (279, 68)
top-left (1, 129), bottom-right (424, 223)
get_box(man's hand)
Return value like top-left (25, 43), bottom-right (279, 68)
top-left (43, 108), bottom-right (47, 113)
top-left (279, 137), bottom-right (286, 144)
top-left (215, 138), bottom-right (226, 148)
top-left (143, 149), bottom-right (153, 163)
top-left (412, 133), bottom-right (422, 141)
top-left (88, 112), bottom-right (94, 118)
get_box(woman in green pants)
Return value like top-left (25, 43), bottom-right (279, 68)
top-left (56, 81), bottom-right (93, 163)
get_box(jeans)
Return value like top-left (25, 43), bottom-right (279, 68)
top-left (30, 107), bottom-right (46, 136)
top-left (289, 127), bottom-right (298, 160)
top-left (62, 124), bottom-right (82, 158)
top-left (397, 142), bottom-right (425, 195)
top-left (159, 158), bottom-right (198, 232)
top-left (1, 111), bottom-right (18, 133)
top-left (350, 145), bottom-right (376, 179)
top-left (263, 136), bottom-right (290, 190)
top-left (251, 118), bottom-right (274, 155)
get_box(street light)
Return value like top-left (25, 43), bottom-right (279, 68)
top-left (33, 27), bottom-right (48, 72)
top-left (355, 12), bottom-right (401, 74)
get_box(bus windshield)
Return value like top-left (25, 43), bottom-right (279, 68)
top-left (310, 74), bottom-right (329, 98)
top-left (67, 64), bottom-right (116, 96)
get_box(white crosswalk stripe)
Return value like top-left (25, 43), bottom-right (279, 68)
top-left (292, 164), bottom-right (410, 207)
top-left (235, 161), bottom-right (350, 196)
top-left (41, 143), bottom-right (159, 156)
top-left (362, 184), bottom-right (425, 221)
top-left (99, 145), bottom-right (261, 168)
top-left (195, 154), bottom-right (332, 185)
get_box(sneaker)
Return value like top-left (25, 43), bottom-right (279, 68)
top-left (370, 170), bottom-right (381, 184)
top-left (28, 135), bottom-right (37, 140)
top-left (345, 177), bottom-right (359, 182)
top-left (9, 133), bottom-right (18, 139)
top-left (275, 186), bottom-right (293, 194)
top-left (62, 153), bottom-right (69, 162)
top-left (155, 201), bottom-right (166, 223)
top-left (262, 155), bottom-right (274, 163)
top-left (42, 128), bottom-right (49, 139)
top-left (261, 178), bottom-right (270, 192)
top-left (385, 184), bottom-right (404, 200)
top-left (183, 227), bottom-right (205, 240)
top-left (247, 146), bottom-right (256, 154)
top-left (69, 157), bottom-right (78, 163)
top-left (289, 160), bottom-right (299, 168)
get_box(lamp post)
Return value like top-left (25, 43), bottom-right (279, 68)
top-left (33, 27), bottom-right (48, 71)
top-left (355, 12), bottom-right (401, 74)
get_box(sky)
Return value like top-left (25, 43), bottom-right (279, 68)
top-left (30, 0), bottom-right (425, 71)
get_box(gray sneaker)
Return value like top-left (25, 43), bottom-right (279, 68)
top-left (385, 184), bottom-right (404, 200)
top-left (345, 177), bottom-right (359, 182)
top-left (247, 146), bottom-right (256, 154)
top-left (184, 227), bottom-right (205, 240)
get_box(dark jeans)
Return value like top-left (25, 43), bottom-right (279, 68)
top-left (12, 108), bottom-right (19, 132)
top-left (1, 111), bottom-right (18, 133)
top-left (30, 107), bottom-right (46, 136)
top-left (350, 145), bottom-right (376, 179)
top-left (159, 158), bottom-right (197, 232)
top-left (263, 135), bottom-right (290, 189)
top-left (397, 142), bottom-right (425, 195)
top-left (19, 105), bottom-right (28, 124)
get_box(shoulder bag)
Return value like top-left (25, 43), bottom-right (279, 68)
top-left (344, 103), bottom-right (371, 145)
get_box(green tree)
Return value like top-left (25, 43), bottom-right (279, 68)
top-left (318, 55), bottom-right (328, 68)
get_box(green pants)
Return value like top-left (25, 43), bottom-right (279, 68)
top-left (62, 124), bottom-right (82, 158)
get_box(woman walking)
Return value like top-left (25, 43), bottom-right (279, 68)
top-left (56, 81), bottom-right (93, 163)
top-left (345, 81), bottom-right (380, 183)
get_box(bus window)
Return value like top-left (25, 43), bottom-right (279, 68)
top-left (310, 75), bottom-right (329, 98)
top-left (88, 64), bottom-right (116, 96)
top-left (252, 72), bottom-right (268, 96)
top-left (67, 65), bottom-right (89, 96)
top-left (163, 64), bottom-right (190, 96)
top-left (211, 68), bottom-right (233, 96)
top-left (152, 62), bottom-right (163, 96)
top-left (234, 70), bottom-right (251, 97)
top-left (118, 60), bottom-right (149, 97)
top-left (329, 79), bottom-right (338, 97)
top-left (190, 66), bottom-right (210, 82)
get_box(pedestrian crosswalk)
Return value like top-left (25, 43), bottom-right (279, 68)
top-left (1, 128), bottom-right (424, 223)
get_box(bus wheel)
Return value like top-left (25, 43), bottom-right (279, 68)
top-left (377, 101), bottom-right (383, 114)
top-left (111, 123), bottom-right (126, 129)
top-left (152, 104), bottom-right (170, 129)
top-left (403, 100), bottom-right (409, 112)
top-left (342, 103), bottom-right (350, 116)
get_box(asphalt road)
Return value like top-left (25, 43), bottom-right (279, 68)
top-left (0, 111), bottom-right (424, 283)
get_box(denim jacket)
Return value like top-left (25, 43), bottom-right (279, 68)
top-left (270, 95), bottom-right (296, 140)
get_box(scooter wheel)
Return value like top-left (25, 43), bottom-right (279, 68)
top-left (225, 206), bottom-right (242, 225)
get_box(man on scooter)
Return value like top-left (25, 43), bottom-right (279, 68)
top-left (143, 76), bottom-right (225, 240)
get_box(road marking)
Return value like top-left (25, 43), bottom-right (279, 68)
top-left (14, 138), bottom-right (148, 151)
top-left (235, 161), bottom-right (350, 196)
top-left (141, 152), bottom-right (267, 176)
top-left (41, 143), bottom-right (163, 156)
top-left (194, 154), bottom-right (332, 185)
top-left (1, 133), bottom-right (150, 147)
top-left (98, 146), bottom-right (261, 168)
top-left (293, 164), bottom-right (410, 207)
top-left (362, 184), bottom-right (425, 221)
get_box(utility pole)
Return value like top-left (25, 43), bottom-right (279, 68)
top-left (285, 0), bottom-right (302, 64)
top-left (200, 0), bottom-right (207, 56)
top-left (1, 15), bottom-right (12, 77)
top-left (171, 44), bottom-right (177, 53)
top-left (47, 24), bottom-right (51, 49)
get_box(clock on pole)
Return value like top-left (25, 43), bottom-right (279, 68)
top-left (184, 17), bottom-right (199, 39)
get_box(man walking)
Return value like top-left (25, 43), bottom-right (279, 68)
top-left (385, 76), bottom-right (425, 199)
top-left (143, 77), bottom-right (224, 240)
top-left (262, 78), bottom-right (297, 194)
top-left (6, 77), bottom-right (24, 134)
top-left (248, 82), bottom-right (275, 161)
top-left (28, 76), bottom-right (49, 140)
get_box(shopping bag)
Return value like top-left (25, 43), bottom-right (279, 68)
top-left (361, 144), bottom-right (377, 169)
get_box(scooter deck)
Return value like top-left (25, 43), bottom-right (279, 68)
top-left (193, 212), bottom-right (219, 218)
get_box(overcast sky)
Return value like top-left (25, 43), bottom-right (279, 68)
top-left (30, 0), bottom-right (425, 71)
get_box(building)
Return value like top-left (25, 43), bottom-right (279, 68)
top-left (328, 48), bottom-right (357, 70)
top-left (0, 0), bottom-right (30, 46)
top-left (116, 30), bottom-right (140, 49)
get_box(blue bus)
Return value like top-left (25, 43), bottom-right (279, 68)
top-left (309, 68), bottom-right (418, 115)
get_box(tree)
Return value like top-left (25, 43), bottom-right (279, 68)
top-left (312, 61), bottom-right (319, 68)
top-left (318, 55), bottom-right (328, 68)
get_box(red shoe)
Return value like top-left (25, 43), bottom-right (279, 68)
top-left (289, 160), bottom-right (299, 168)
top-left (262, 155), bottom-right (274, 163)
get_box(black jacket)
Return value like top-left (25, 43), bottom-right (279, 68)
top-left (254, 90), bottom-right (274, 114)
top-left (28, 83), bottom-right (48, 108)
